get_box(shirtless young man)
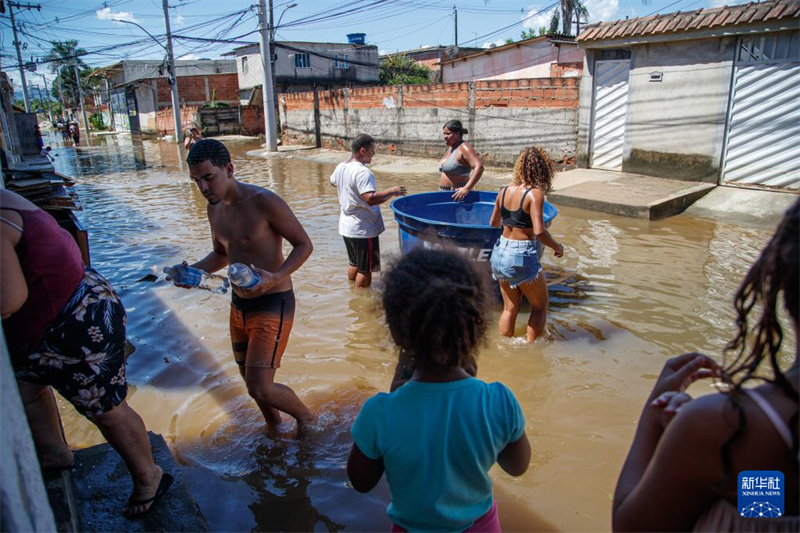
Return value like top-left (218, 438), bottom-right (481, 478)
top-left (172, 139), bottom-right (314, 427)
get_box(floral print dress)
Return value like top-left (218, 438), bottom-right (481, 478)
top-left (14, 267), bottom-right (128, 417)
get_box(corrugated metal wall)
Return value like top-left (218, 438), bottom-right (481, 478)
top-left (590, 60), bottom-right (630, 172)
top-left (722, 32), bottom-right (800, 189)
top-left (723, 62), bottom-right (800, 188)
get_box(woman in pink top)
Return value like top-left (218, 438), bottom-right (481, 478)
top-left (613, 199), bottom-right (799, 532)
top-left (1, 188), bottom-right (172, 517)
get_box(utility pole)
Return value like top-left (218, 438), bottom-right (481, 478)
top-left (73, 63), bottom-right (90, 135)
top-left (33, 83), bottom-right (45, 118)
top-left (105, 78), bottom-right (116, 131)
top-left (258, 0), bottom-right (278, 152)
top-left (453, 5), bottom-right (458, 46)
top-left (40, 73), bottom-right (54, 123)
top-left (7, 2), bottom-right (41, 112)
top-left (268, 0), bottom-right (275, 44)
top-left (162, 0), bottom-right (184, 144)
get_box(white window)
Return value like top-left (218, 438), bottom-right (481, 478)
top-left (241, 56), bottom-right (248, 74)
top-left (295, 53), bottom-right (310, 68)
top-left (738, 32), bottom-right (799, 64)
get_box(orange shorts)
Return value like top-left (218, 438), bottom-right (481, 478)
top-left (230, 290), bottom-right (295, 369)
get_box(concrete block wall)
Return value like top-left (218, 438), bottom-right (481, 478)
top-left (280, 78), bottom-right (579, 167)
top-left (578, 37), bottom-right (735, 183)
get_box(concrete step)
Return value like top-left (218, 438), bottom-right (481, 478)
top-left (43, 468), bottom-right (80, 533)
top-left (548, 169), bottom-right (716, 220)
top-left (66, 432), bottom-right (209, 533)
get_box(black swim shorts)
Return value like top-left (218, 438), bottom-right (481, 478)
top-left (343, 235), bottom-right (381, 274)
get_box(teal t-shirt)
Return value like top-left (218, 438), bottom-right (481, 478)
top-left (351, 377), bottom-right (526, 532)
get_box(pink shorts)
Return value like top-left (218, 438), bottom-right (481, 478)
top-left (391, 500), bottom-right (501, 533)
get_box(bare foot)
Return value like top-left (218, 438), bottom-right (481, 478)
top-left (294, 414), bottom-right (320, 438)
top-left (122, 465), bottom-right (163, 517)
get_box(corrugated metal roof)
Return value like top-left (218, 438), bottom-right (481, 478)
top-left (578, 0), bottom-right (800, 42)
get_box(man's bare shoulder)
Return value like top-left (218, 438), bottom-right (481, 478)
top-left (240, 183), bottom-right (288, 212)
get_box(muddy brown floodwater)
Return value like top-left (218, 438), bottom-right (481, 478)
top-left (48, 134), bottom-right (793, 532)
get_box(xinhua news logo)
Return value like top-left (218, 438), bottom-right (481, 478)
top-left (738, 471), bottom-right (784, 518)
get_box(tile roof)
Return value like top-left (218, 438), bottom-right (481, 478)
top-left (578, 0), bottom-right (800, 42)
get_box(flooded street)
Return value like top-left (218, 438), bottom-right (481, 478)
top-left (48, 134), bottom-right (792, 532)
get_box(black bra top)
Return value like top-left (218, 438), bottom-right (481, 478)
top-left (499, 187), bottom-right (533, 229)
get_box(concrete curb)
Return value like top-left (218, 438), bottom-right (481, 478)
top-left (71, 432), bottom-right (209, 533)
top-left (43, 468), bottom-right (80, 533)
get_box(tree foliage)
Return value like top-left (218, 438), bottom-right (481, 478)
top-left (43, 40), bottom-right (99, 108)
top-left (379, 55), bottom-right (432, 85)
top-left (15, 97), bottom-right (62, 116)
top-left (558, 0), bottom-right (589, 35)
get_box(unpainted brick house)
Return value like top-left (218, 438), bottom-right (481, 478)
top-left (95, 59), bottom-right (238, 135)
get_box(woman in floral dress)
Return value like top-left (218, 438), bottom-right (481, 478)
top-left (0, 188), bottom-right (172, 517)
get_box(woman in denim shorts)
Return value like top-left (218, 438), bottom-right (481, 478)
top-left (489, 147), bottom-right (564, 343)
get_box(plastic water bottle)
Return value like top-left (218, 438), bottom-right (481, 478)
top-left (228, 263), bottom-right (260, 289)
top-left (163, 264), bottom-right (230, 294)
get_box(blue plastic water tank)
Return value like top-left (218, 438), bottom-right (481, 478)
top-left (390, 191), bottom-right (557, 264)
top-left (347, 33), bottom-right (366, 45)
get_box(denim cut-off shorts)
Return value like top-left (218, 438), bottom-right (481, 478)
top-left (490, 237), bottom-right (543, 288)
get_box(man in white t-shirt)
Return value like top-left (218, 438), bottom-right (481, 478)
top-left (330, 134), bottom-right (406, 288)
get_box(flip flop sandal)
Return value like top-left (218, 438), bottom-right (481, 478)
top-left (124, 473), bottom-right (174, 517)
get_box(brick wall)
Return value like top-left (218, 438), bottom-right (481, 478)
top-left (156, 73), bottom-right (239, 106)
top-left (241, 106), bottom-right (265, 136)
top-left (280, 78), bottom-right (580, 166)
top-left (156, 105), bottom-right (200, 136)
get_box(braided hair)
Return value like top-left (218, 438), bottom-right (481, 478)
top-left (718, 198), bottom-right (800, 487)
top-left (382, 248), bottom-right (487, 372)
top-left (186, 139), bottom-right (231, 168)
top-left (512, 147), bottom-right (555, 193)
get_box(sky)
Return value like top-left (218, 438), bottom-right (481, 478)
top-left (1, 0), bottom-right (749, 92)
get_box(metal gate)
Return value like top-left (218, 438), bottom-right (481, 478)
top-left (125, 87), bottom-right (140, 134)
top-left (590, 60), bottom-right (630, 171)
top-left (722, 32), bottom-right (800, 189)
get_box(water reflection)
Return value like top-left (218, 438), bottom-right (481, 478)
top-left (48, 136), bottom-right (792, 532)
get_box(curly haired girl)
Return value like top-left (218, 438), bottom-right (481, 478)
top-left (489, 146), bottom-right (564, 343)
top-left (347, 248), bottom-right (531, 532)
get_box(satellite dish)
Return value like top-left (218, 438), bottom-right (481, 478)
top-left (445, 46), bottom-right (460, 59)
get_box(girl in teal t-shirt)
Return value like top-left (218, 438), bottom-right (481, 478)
top-left (347, 248), bottom-right (531, 532)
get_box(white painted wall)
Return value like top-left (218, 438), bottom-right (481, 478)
top-left (578, 36), bottom-right (737, 181)
top-left (443, 41), bottom-right (584, 83)
top-left (134, 80), bottom-right (159, 132)
top-left (625, 37), bottom-right (735, 162)
top-left (234, 42), bottom-right (379, 92)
